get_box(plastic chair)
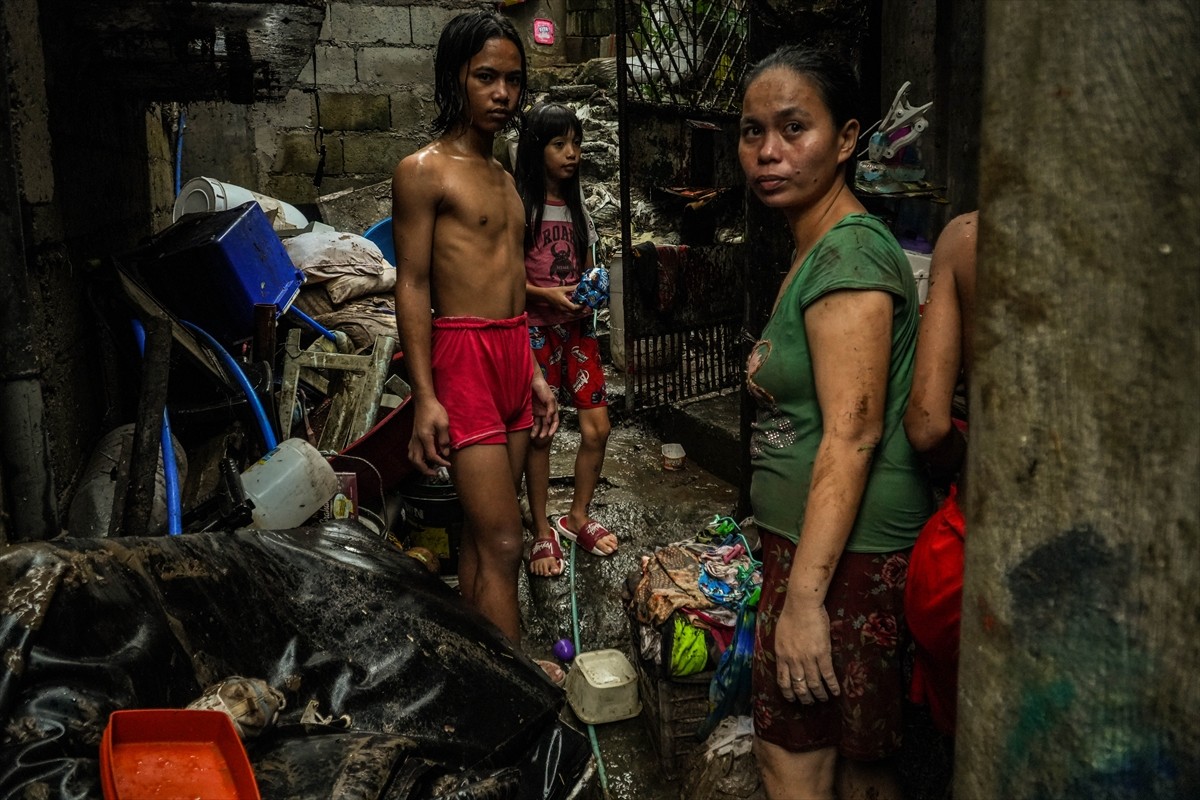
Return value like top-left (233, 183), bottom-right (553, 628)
top-left (363, 218), bottom-right (395, 266)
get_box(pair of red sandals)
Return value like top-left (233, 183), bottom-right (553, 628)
top-left (529, 516), bottom-right (617, 576)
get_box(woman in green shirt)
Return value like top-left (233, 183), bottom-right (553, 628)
top-left (740, 45), bottom-right (932, 799)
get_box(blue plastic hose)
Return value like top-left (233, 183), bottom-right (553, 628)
top-left (181, 320), bottom-right (278, 451)
top-left (174, 108), bottom-right (187, 198)
top-left (131, 319), bottom-right (183, 535)
top-left (285, 305), bottom-right (339, 343)
top-left (568, 541), bottom-right (611, 795)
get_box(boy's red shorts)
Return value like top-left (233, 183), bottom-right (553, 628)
top-left (432, 314), bottom-right (533, 449)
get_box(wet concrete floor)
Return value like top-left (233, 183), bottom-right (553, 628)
top-left (515, 402), bottom-right (953, 799)
top-left (517, 407), bottom-right (754, 799)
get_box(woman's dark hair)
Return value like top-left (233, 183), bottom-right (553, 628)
top-left (515, 103), bottom-right (588, 263)
top-left (432, 10), bottom-right (527, 136)
top-left (743, 45), bottom-right (862, 184)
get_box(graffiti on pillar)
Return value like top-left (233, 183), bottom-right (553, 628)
top-left (1000, 524), bottom-right (1184, 797)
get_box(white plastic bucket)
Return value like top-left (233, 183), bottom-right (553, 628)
top-left (174, 176), bottom-right (309, 231)
top-left (564, 649), bottom-right (641, 724)
top-left (608, 254), bottom-right (626, 371)
top-left (241, 438), bottom-right (339, 529)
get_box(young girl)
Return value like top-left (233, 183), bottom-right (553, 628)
top-left (515, 102), bottom-right (618, 578)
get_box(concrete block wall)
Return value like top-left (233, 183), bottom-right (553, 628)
top-left (564, 0), bottom-right (614, 62)
top-left (273, 1), bottom-right (478, 209)
top-left (182, 0), bottom-right (583, 221)
top-left (181, 1), bottom-right (476, 213)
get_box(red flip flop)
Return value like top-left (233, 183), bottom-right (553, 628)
top-left (529, 531), bottom-right (564, 577)
top-left (553, 516), bottom-right (618, 557)
top-left (533, 659), bottom-right (566, 687)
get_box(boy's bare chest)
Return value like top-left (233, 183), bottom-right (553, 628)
top-left (438, 169), bottom-right (522, 238)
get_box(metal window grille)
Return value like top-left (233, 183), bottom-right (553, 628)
top-left (614, 0), bottom-right (749, 412)
top-left (623, 0), bottom-right (749, 114)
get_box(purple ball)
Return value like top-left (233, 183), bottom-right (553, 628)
top-left (553, 638), bottom-right (575, 661)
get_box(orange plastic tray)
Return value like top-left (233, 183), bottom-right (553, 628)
top-left (100, 709), bottom-right (260, 800)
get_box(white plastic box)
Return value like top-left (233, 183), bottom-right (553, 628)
top-left (565, 649), bottom-right (642, 724)
top-left (905, 250), bottom-right (932, 306)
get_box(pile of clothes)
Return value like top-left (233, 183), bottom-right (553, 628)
top-left (282, 229), bottom-right (399, 352)
top-left (627, 516), bottom-right (761, 680)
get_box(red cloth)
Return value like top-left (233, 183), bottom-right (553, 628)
top-left (653, 245), bottom-right (687, 313)
top-left (630, 243), bottom-right (689, 316)
top-left (905, 485), bottom-right (966, 734)
top-left (431, 315), bottom-right (533, 449)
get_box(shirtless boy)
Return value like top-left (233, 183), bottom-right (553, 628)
top-left (903, 210), bottom-right (978, 734)
top-left (392, 10), bottom-right (559, 657)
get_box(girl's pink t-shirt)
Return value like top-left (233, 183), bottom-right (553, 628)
top-left (524, 199), bottom-right (598, 326)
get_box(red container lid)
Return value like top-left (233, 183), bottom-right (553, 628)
top-left (100, 709), bottom-right (260, 800)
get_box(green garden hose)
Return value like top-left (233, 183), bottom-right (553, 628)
top-left (568, 540), bottom-right (611, 796)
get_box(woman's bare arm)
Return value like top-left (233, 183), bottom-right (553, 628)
top-left (773, 288), bottom-right (893, 704)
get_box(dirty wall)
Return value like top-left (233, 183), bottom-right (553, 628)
top-left (181, 0), bottom-right (614, 209)
top-left (2, 0), bottom-right (177, 540)
top-left (959, 1), bottom-right (1199, 795)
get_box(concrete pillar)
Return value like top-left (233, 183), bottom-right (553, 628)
top-left (959, 2), bottom-right (1199, 797)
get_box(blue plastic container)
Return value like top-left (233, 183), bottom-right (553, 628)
top-left (362, 217), bottom-right (395, 266)
top-left (126, 202), bottom-right (304, 345)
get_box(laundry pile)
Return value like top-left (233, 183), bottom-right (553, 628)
top-left (627, 515), bottom-right (761, 681)
top-left (283, 229), bottom-right (399, 352)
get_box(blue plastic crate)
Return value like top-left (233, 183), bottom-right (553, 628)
top-left (126, 201), bottom-right (304, 345)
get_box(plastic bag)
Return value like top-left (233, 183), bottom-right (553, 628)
top-left (697, 585), bottom-right (759, 740)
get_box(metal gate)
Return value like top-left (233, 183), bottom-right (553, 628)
top-left (615, 0), bottom-right (750, 411)
top-left (622, 0), bottom-right (749, 114)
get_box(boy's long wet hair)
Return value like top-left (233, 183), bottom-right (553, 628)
top-left (515, 103), bottom-right (588, 263)
top-left (432, 10), bottom-right (527, 136)
top-left (743, 45), bottom-right (861, 185)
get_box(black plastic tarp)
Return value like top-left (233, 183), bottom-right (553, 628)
top-left (0, 522), bottom-right (591, 798)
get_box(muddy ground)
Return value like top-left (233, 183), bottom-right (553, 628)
top-left (515, 403), bottom-right (759, 799)
top-left (512, 404), bottom-right (953, 800)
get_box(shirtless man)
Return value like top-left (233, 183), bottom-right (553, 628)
top-left (905, 211), bottom-right (977, 474)
top-left (392, 10), bottom-right (559, 659)
top-left (903, 210), bottom-right (978, 734)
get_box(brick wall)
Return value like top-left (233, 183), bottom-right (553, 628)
top-left (565, 0), bottom-right (614, 62)
top-left (211, 1), bottom-right (478, 209)
top-left (181, 0), bottom-right (586, 220)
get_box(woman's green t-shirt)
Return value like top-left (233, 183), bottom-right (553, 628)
top-left (747, 214), bottom-right (932, 552)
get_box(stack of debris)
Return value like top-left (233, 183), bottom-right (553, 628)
top-left (81, 193), bottom-right (413, 545)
